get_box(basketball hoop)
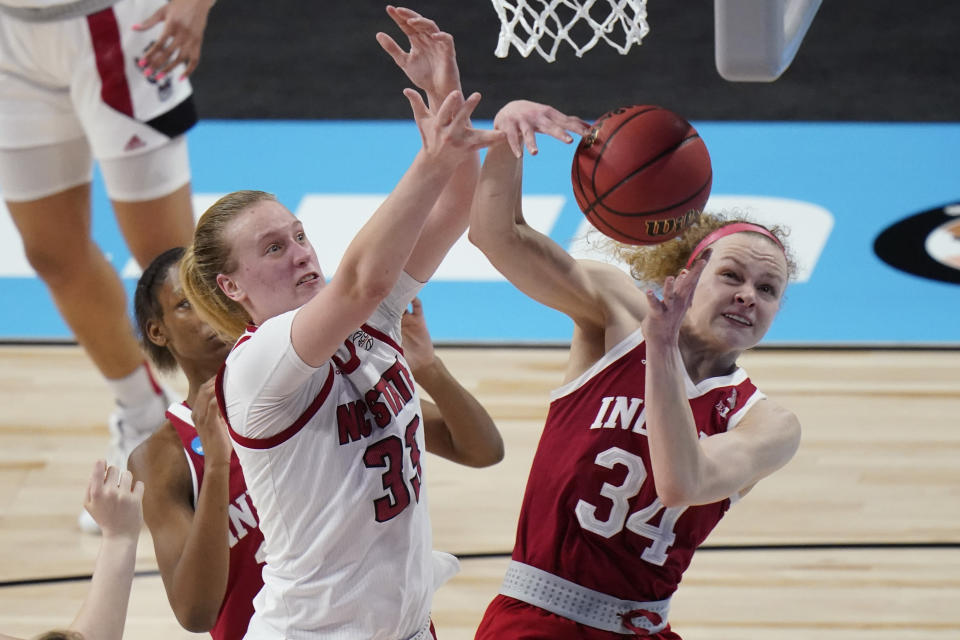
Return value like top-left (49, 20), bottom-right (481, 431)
top-left (490, 0), bottom-right (649, 62)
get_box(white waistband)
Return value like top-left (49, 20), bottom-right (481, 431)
top-left (0, 0), bottom-right (119, 22)
top-left (499, 561), bottom-right (671, 635)
top-left (403, 616), bottom-right (432, 640)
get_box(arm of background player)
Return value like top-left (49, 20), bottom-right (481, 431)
top-left (128, 392), bottom-right (231, 633)
top-left (68, 461), bottom-right (143, 640)
top-left (403, 297), bottom-right (503, 467)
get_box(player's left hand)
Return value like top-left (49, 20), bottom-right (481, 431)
top-left (134, 0), bottom-right (215, 80)
top-left (642, 249), bottom-right (712, 345)
top-left (493, 100), bottom-right (592, 158)
top-left (191, 377), bottom-right (233, 467)
top-left (377, 6), bottom-right (462, 106)
top-left (401, 297), bottom-right (435, 375)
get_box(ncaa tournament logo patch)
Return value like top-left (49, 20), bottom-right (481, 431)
top-left (191, 436), bottom-right (205, 456)
top-left (874, 201), bottom-right (960, 284)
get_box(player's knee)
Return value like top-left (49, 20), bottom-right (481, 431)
top-left (22, 237), bottom-right (98, 283)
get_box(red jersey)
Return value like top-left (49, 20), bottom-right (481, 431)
top-left (478, 329), bottom-right (763, 639)
top-left (167, 403), bottom-right (266, 640)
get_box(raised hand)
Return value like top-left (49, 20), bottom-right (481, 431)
top-left (191, 377), bottom-right (233, 466)
top-left (641, 249), bottom-right (712, 345)
top-left (133, 0), bottom-right (215, 79)
top-left (405, 89), bottom-right (505, 164)
top-left (377, 6), bottom-right (461, 106)
top-left (83, 460), bottom-right (144, 540)
top-left (493, 100), bottom-right (592, 158)
top-left (400, 297), bottom-right (435, 375)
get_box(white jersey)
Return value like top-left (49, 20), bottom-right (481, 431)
top-left (219, 273), bottom-right (435, 640)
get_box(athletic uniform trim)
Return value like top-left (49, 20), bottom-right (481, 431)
top-left (726, 388), bottom-right (765, 431)
top-left (218, 363), bottom-right (337, 451)
top-left (550, 329), bottom-right (645, 402)
top-left (166, 402), bottom-right (199, 507)
top-left (145, 92), bottom-right (196, 138)
top-left (499, 560), bottom-right (671, 635)
top-left (362, 322), bottom-right (403, 355)
top-left (86, 8), bottom-right (133, 117)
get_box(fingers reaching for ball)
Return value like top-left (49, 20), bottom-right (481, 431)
top-left (493, 100), bottom-right (591, 158)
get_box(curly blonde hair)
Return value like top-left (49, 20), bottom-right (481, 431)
top-left (613, 211), bottom-right (797, 286)
top-left (180, 190), bottom-right (277, 341)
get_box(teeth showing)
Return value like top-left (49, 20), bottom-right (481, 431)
top-left (298, 274), bottom-right (317, 285)
top-left (723, 313), bottom-right (752, 326)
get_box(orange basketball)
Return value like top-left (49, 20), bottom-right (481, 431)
top-left (571, 105), bottom-right (712, 245)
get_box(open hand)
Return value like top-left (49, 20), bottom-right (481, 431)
top-left (641, 250), bottom-right (711, 345)
top-left (83, 460), bottom-right (144, 540)
top-left (493, 100), bottom-right (592, 158)
top-left (377, 6), bottom-right (461, 105)
top-left (134, 0), bottom-right (215, 79)
top-left (405, 89), bottom-right (505, 164)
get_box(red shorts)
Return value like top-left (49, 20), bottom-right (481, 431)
top-left (475, 595), bottom-right (681, 640)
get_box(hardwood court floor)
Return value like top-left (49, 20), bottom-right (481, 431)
top-left (1, 345), bottom-right (958, 639)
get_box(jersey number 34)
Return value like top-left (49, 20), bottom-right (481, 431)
top-left (574, 446), bottom-right (686, 566)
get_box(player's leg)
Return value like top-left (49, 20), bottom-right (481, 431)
top-left (74, 0), bottom-right (199, 462)
top-left (5, 181), bottom-right (145, 380)
top-left (106, 137), bottom-right (195, 268)
top-left (0, 7), bottom-right (185, 530)
top-left (0, 143), bottom-right (170, 531)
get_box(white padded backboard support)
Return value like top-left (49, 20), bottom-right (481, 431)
top-left (714, 0), bottom-right (822, 82)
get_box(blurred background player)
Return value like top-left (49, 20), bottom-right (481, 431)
top-left (468, 100), bottom-right (802, 638)
top-left (128, 247), bottom-right (502, 639)
top-left (0, 460), bottom-right (144, 640)
top-left (0, 0), bottom-right (215, 532)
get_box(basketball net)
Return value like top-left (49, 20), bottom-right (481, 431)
top-left (491, 0), bottom-right (649, 62)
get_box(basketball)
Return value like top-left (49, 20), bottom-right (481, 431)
top-left (571, 105), bottom-right (712, 245)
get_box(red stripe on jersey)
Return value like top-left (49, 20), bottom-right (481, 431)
top-left (214, 362), bottom-right (230, 427)
top-left (86, 8), bottom-right (134, 117)
top-left (142, 360), bottom-right (163, 396)
top-left (362, 323), bottom-right (403, 355)
top-left (226, 366), bottom-right (337, 450)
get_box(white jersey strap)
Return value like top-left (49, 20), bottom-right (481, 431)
top-left (500, 560), bottom-right (671, 635)
top-left (167, 401), bottom-right (193, 425)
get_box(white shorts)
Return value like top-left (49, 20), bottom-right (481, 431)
top-left (0, 0), bottom-right (197, 159)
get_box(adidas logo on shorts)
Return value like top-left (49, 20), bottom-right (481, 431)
top-left (124, 135), bottom-right (147, 152)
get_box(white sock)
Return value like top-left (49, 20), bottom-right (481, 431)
top-left (106, 361), bottom-right (163, 408)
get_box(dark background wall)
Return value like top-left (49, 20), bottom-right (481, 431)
top-left (190, 0), bottom-right (958, 122)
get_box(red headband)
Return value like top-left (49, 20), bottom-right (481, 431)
top-left (685, 222), bottom-right (785, 268)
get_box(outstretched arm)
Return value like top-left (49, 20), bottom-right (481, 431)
top-left (402, 298), bottom-right (503, 467)
top-left (129, 381), bottom-right (233, 632)
top-left (291, 88), bottom-right (503, 367)
top-left (468, 100), bottom-right (626, 331)
top-left (69, 461), bottom-right (143, 640)
top-left (641, 259), bottom-right (801, 507)
top-left (377, 6), bottom-right (483, 281)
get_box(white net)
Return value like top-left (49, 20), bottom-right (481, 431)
top-left (491, 0), bottom-right (649, 62)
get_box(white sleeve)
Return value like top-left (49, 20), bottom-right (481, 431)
top-left (366, 270), bottom-right (425, 341)
top-left (222, 309), bottom-right (329, 440)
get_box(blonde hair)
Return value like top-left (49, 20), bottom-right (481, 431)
top-left (180, 190), bottom-right (278, 341)
top-left (614, 211), bottom-right (797, 285)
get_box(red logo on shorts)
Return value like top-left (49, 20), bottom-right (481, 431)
top-left (124, 135), bottom-right (147, 152)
